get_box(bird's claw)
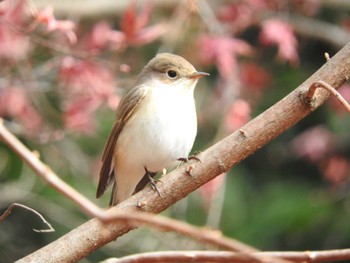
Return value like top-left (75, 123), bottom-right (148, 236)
top-left (178, 155), bottom-right (202, 163)
top-left (147, 172), bottom-right (163, 198)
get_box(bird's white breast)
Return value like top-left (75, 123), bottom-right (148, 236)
top-left (117, 80), bottom-right (197, 173)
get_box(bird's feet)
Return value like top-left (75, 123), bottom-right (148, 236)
top-left (178, 154), bottom-right (202, 164)
top-left (145, 168), bottom-right (163, 198)
top-left (177, 154), bottom-right (201, 176)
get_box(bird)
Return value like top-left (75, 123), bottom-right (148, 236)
top-left (96, 53), bottom-right (209, 206)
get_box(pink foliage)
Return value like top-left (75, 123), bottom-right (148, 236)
top-left (86, 21), bottom-right (114, 52)
top-left (199, 174), bottom-right (226, 207)
top-left (59, 57), bottom-right (118, 134)
top-left (86, 1), bottom-right (165, 51)
top-left (240, 62), bottom-right (271, 96)
top-left (59, 57), bottom-right (115, 100)
top-left (63, 97), bottom-right (100, 135)
top-left (0, 0), bottom-right (31, 60)
top-left (217, 0), bottom-right (267, 33)
top-left (0, 87), bottom-right (42, 133)
top-left (32, 6), bottom-right (77, 43)
top-left (199, 35), bottom-right (255, 80)
top-left (292, 0), bottom-right (321, 16)
top-left (322, 155), bottom-right (350, 186)
top-left (259, 19), bottom-right (299, 65)
top-left (290, 126), bottom-right (333, 163)
top-left (225, 99), bottom-right (251, 132)
top-left (118, 1), bottom-right (166, 46)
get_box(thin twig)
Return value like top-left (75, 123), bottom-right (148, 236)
top-left (305, 80), bottom-right (350, 112)
top-left (103, 249), bottom-right (350, 263)
top-left (0, 203), bottom-right (54, 232)
top-left (103, 213), bottom-right (255, 251)
top-left (101, 213), bottom-right (291, 263)
top-left (0, 118), bottom-right (106, 218)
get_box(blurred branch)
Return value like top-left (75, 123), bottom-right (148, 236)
top-left (31, 0), bottom-right (175, 18)
top-left (320, 0), bottom-right (350, 10)
top-left (93, 213), bottom-right (290, 263)
top-left (15, 40), bottom-right (350, 262)
top-left (0, 203), bottom-right (54, 232)
top-left (105, 249), bottom-right (350, 263)
top-left (31, 0), bottom-right (350, 18)
top-left (98, 213), bottom-right (258, 253)
top-left (288, 15), bottom-right (350, 48)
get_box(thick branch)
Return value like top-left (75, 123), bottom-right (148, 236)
top-left (16, 41), bottom-right (350, 263)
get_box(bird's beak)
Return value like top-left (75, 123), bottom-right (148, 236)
top-left (189, 71), bottom-right (210, 79)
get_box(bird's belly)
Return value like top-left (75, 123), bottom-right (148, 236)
top-left (117, 96), bottom-right (197, 173)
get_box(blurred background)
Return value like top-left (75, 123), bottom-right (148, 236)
top-left (1, 0), bottom-right (350, 262)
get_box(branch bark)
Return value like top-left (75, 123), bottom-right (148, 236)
top-left (15, 42), bottom-right (350, 262)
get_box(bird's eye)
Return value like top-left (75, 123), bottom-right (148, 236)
top-left (167, 70), bottom-right (178, 79)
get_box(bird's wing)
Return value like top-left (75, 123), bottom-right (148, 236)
top-left (96, 85), bottom-right (148, 198)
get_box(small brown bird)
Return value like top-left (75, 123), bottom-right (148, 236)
top-left (96, 53), bottom-right (209, 205)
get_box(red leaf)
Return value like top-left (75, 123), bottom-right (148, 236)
top-left (199, 35), bottom-right (254, 80)
top-left (240, 62), bottom-right (271, 96)
top-left (259, 19), bottom-right (299, 65)
top-left (0, 87), bottom-right (42, 133)
top-left (120, 0), bottom-right (152, 40)
top-left (63, 97), bottom-right (99, 135)
top-left (290, 126), bottom-right (333, 163)
top-left (199, 174), bottom-right (226, 209)
top-left (225, 99), bottom-right (251, 132)
top-left (322, 155), bottom-right (350, 186)
top-left (33, 6), bottom-right (77, 43)
top-left (59, 57), bottom-right (115, 100)
top-left (131, 24), bottom-right (166, 46)
top-left (87, 21), bottom-right (113, 51)
top-left (217, 0), bottom-right (268, 32)
top-left (116, 1), bottom-right (164, 47)
top-left (120, 1), bottom-right (138, 38)
top-left (0, 0), bottom-right (31, 60)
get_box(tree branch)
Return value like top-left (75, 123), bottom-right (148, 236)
top-left (12, 41), bottom-right (350, 262)
top-left (104, 249), bottom-right (350, 263)
top-left (305, 80), bottom-right (350, 112)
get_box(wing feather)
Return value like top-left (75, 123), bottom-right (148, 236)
top-left (96, 85), bottom-right (148, 198)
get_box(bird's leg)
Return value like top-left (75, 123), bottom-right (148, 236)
top-left (145, 167), bottom-right (162, 197)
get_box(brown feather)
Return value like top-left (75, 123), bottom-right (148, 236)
top-left (96, 85), bottom-right (148, 198)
